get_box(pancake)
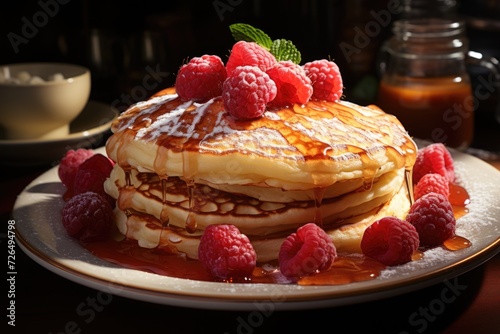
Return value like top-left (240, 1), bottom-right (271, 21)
top-left (104, 87), bottom-right (417, 261)
top-left (106, 88), bottom-right (416, 190)
top-left (105, 166), bottom-right (410, 261)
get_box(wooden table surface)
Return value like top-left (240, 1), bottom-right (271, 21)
top-left (2, 150), bottom-right (499, 334)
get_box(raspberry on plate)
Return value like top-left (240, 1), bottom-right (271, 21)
top-left (413, 143), bottom-right (455, 185)
top-left (406, 193), bottom-right (456, 247)
top-left (71, 154), bottom-right (115, 205)
top-left (226, 41), bottom-right (277, 76)
top-left (175, 55), bottom-right (227, 101)
top-left (361, 216), bottom-right (419, 266)
top-left (73, 168), bottom-right (108, 197)
top-left (61, 192), bottom-right (114, 242)
top-left (77, 152), bottom-right (114, 178)
top-left (266, 60), bottom-right (313, 108)
top-left (222, 65), bottom-right (277, 120)
top-left (414, 173), bottom-right (450, 201)
top-left (279, 223), bottom-right (337, 278)
top-left (303, 59), bottom-right (343, 102)
top-left (58, 148), bottom-right (95, 190)
top-left (198, 224), bottom-right (257, 280)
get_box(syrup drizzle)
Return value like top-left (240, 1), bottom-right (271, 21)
top-left (405, 167), bottom-right (414, 205)
top-left (84, 239), bottom-right (212, 281)
top-left (297, 255), bottom-right (385, 286)
top-left (182, 144), bottom-right (199, 234)
top-left (185, 180), bottom-right (197, 234)
top-left (443, 235), bottom-right (472, 251)
top-left (411, 250), bottom-right (425, 261)
top-left (449, 182), bottom-right (470, 219)
top-left (117, 169), bottom-right (134, 217)
top-left (447, 182), bottom-right (472, 251)
top-left (160, 178), bottom-right (170, 225)
top-left (313, 187), bottom-right (326, 226)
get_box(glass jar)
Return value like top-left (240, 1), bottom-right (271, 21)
top-left (376, 18), bottom-right (499, 149)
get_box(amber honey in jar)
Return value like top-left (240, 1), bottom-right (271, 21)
top-left (377, 75), bottom-right (474, 149)
top-left (377, 19), bottom-right (475, 149)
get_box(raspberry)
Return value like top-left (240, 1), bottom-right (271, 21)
top-left (77, 153), bottom-right (114, 178)
top-left (73, 169), bottom-right (108, 197)
top-left (198, 224), bottom-right (257, 280)
top-left (61, 192), bottom-right (114, 242)
top-left (266, 60), bottom-right (313, 108)
top-left (303, 59), bottom-right (343, 102)
top-left (406, 193), bottom-right (456, 247)
top-left (226, 41), bottom-right (277, 76)
top-left (413, 143), bottom-right (455, 185)
top-left (58, 149), bottom-right (95, 189)
top-left (175, 55), bottom-right (227, 101)
top-left (279, 223), bottom-right (337, 278)
top-left (222, 66), bottom-right (277, 120)
top-left (361, 217), bottom-right (419, 266)
top-left (72, 154), bottom-right (115, 205)
top-left (414, 173), bottom-right (450, 201)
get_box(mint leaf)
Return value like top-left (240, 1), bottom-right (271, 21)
top-left (229, 24), bottom-right (303, 64)
top-left (270, 39), bottom-right (301, 64)
top-left (229, 23), bottom-right (273, 49)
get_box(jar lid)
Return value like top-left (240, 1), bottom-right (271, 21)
top-left (393, 18), bottom-right (464, 39)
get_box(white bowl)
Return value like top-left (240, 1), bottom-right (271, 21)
top-left (0, 100), bottom-right (119, 166)
top-left (0, 62), bottom-right (91, 140)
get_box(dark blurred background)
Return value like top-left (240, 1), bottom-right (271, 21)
top-left (0, 0), bottom-right (499, 149)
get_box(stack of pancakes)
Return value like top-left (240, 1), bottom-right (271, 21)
top-left (104, 87), bottom-right (417, 262)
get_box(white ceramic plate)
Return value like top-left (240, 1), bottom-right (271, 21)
top-left (13, 147), bottom-right (500, 311)
top-left (0, 101), bottom-right (118, 166)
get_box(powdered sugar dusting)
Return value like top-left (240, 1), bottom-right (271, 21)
top-left (136, 100), bottom-right (194, 140)
top-left (264, 111), bottom-right (281, 121)
top-left (116, 94), bottom-right (178, 133)
top-left (454, 160), bottom-right (499, 235)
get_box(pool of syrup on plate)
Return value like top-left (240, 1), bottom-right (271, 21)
top-left (83, 181), bottom-right (471, 286)
top-left (84, 239), bottom-right (387, 285)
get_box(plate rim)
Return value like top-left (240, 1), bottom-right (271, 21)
top-left (14, 224), bottom-right (500, 308)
